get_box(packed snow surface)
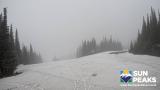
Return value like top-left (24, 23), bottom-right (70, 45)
top-left (0, 51), bottom-right (160, 90)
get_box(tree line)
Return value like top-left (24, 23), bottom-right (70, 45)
top-left (0, 8), bottom-right (42, 78)
top-left (77, 37), bottom-right (123, 57)
top-left (129, 7), bottom-right (160, 56)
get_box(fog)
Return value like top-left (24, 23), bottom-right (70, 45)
top-left (0, 0), bottom-right (160, 61)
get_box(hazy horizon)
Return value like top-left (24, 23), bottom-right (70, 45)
top-left (1, 0), bottom-right (160, 61)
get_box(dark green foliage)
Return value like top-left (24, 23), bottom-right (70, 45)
top-left (0, 8), bottom-right (17, 77)
top-left (130, 7), bottom-right (160, 56)
top-left (77, 37), bottom-right (123, 57)
top-left (15, 30), bottom-right (42, 65)
top-left (20, 44), bottom-right (42, 65)
top-left (15, 29), bottom-right (21, 64)
top-left (77, 38), bottom-right (97, 57)
top-left (98, 36), bottom-right (122, 52)
top-left (0, 8), bottom-right (42, 78)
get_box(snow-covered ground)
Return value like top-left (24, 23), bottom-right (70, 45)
top-left (0, 51), bottom-right (160, 90)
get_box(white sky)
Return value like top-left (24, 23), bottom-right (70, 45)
top-left (0, 0), bottom-right (160, 61)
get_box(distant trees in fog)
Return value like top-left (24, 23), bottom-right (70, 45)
top-left (0, 8), bottom-right (42, 78)
top-left (77, 37), bottom-right (123, 57)
top-left (20, 44), bottom-right (42, 65)
top-left (98, 37), bottom-right (123, 52)
top-left (15, 29), bottom-right (42, 65)
top-left (129, 7), bottom-right (160, 56)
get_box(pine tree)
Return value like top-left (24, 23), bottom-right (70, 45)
top-left (30, 44), bottom-right (33, 55)
top-left (0, 12), bottom-right (3, 77)
top-left (20, 44), bottom-right (42, 64)
top-left (0, 8), bottom-right (43, 77)
top-left (129, 41), bottom-right (133, 52)
top-left (91, 38), bottom-right (96, 54)
top-left (15, 29), bottom-right (21, 64)
top-left (9, 25), bottom-right (15, 48)
top-left (0, 13), bottom-right (1, 29)
top-left (21, 45), bottom-right (29, 64)
top-left (158, 11), bottom-right (160, 44)
top-left (29, 44), bottom-right (33, 64)
top-left (76, 37), bottom-right (123, 57)
top-left (130, 7), bottom-right (160, 56)
top-left (0, 8), bottom-right (17, 77)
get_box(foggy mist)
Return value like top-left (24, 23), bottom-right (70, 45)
top-left (1, 0), bottom-right (160, 61)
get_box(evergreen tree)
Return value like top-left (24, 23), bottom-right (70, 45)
top-left (158, 11), bottom-right (160, 44)
top-left (20, 44), bottom-right (42, 64)
top-left (77, 36), bottom-right (123, 57)
top-left (0, 8), bottom-right (17, 77)
top-left (15, 29), bottom-right (21, 64)
top-left (0, 8), bottom-right (43, 77)
top-left (30, 44), bottom-right (33, 55)
top-left (21, 45), bottom-right (29, 64)
top-left (29, 44), bottom-right (34, 64)
top-left (130, 7), bottom-right (160, 56)
top-left (91, 38), bottom-right (96, 54)
top-left (9, 25), bottom-right (14, 45)
top-left (0, 13), bottom-right (1, 25)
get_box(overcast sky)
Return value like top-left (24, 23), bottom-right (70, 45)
top-left (0, 0), bottom-right (160, 61)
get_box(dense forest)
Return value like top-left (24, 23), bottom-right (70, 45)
top-left (129, 7), bottom-right (160, 56)
top-left (77, 37), bottom-right (123, 57)
top-left (0, 8), bottom-right (42, 78)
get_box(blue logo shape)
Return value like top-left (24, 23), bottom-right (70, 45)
top-left (120, 70), bottom-right (132, 83)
